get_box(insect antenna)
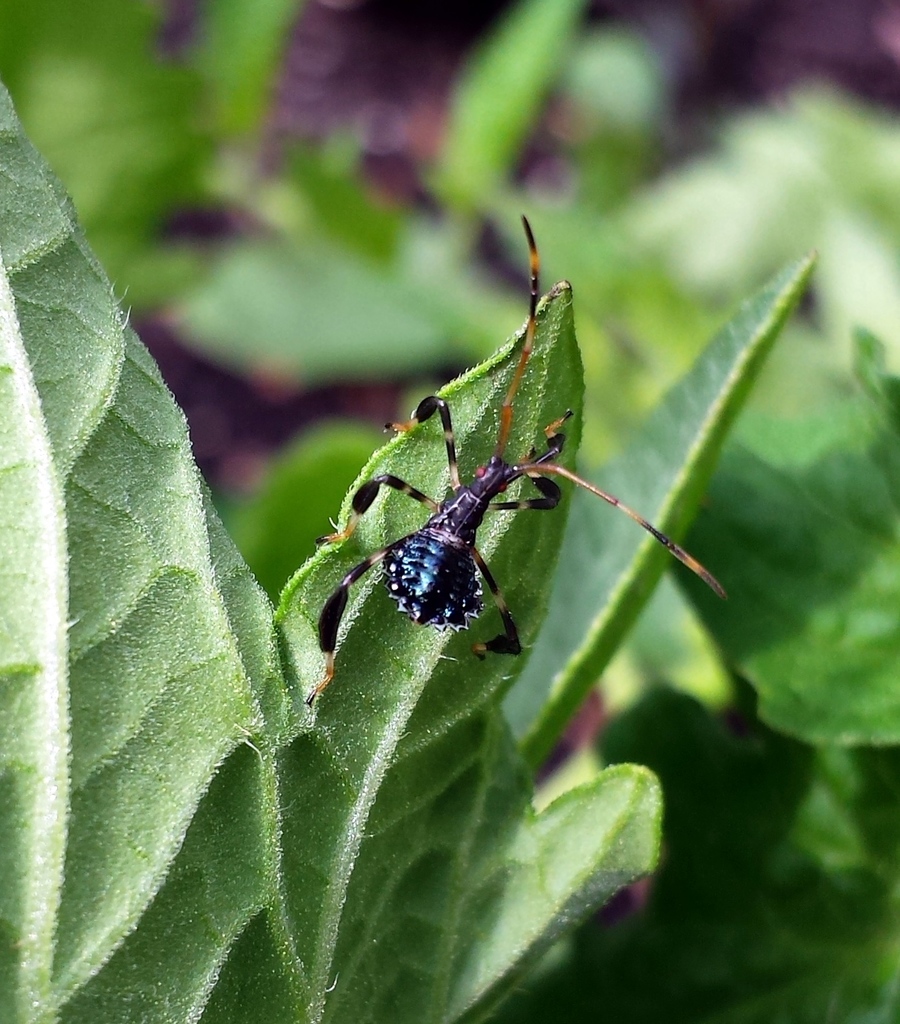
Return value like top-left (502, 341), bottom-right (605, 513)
top-left (495, 215), bottom-right (540, 458)
top-left (527, 463), bottom-right (727, 599)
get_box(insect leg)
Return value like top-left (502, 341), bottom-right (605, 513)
top-left (489, 475), bottom-right (561, 511)
top-left (517, 410), bottom-right (572, 465)
top-left (470, 547), bottom-right (521, 657)
top-left (309, 546), bottom-right (394, 704)
top-left (388, 395), bottom-right (461, 489)
top-left (492, 409), bottom-right (571, 507)
top-left (529, 463), bottom-right (727, 599)
top-left (543, 409), bottom-right (573, 442)
top-left (317, 474), bottom-right (439, 545)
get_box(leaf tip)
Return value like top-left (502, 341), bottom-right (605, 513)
top-left (547, 279), bottom-right (573, 300)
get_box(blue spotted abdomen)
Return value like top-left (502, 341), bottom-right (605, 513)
top-left (384, 529), bottom-right (483, 629)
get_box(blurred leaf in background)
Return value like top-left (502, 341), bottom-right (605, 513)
top-left (181, 237), bottom-right (457, 380)
top-left (556, 27), bottom-right (665, 211)
top-left (685, 331), bottom-right (900, 745)
top-left (494, 689), bottom-right (900, 1024)
top-left (195, 0), bottom-right (303, 136)
top-left (437, 0), bottom-right (592, 210)
top-left (231, 421), bottom-right (382, 601)
top-left (0, 0), bottom-right (209, 305)
top-left (626, 91), bottom-right (900, 411)
top-left (629, 92), bottom-right (900, 303)
top-left (177, 213), bottom-right (524, 382)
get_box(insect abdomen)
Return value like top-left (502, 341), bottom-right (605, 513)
top-left (385, 529), bottom-right (482, 629)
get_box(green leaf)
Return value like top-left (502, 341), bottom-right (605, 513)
top-left (0, 204), bottom-right (68, 1024)
top-left (563, 28), bottom-right (662, 133)
top-left (0, 0), bottom-right (207, 304)
top-left (0, 81), bottom-right (260, 1018)
top-left (178, 216), bottom-right (526, 383)
top-left (272, 281), bottom-right (659, 1022)
top-left (61, 743), bottom-right (277, 1024)
top-left (180, 239), bottom-right (460, 381)
top-left (684, 333), bottom-right (900, 744)
top-left (816, 210), bottom-right (900, 366)
top-left (492, 690), bottom-right (900, 1024)
top-left (509, 255), bottom-right (816, 766)
top-left (438, 0), bottom-right (591, 209)
top-left (231, 423), bottom-right (384, 602)
top-left (59, 499), bottom-right (288, 1024)
top-left (331, 750), bottom-right (659, 1024)
top-left (626, 90), bottom-right (900, 376)
top-left (198, 0), bottom-right (304, 135)
top-left (288, 146), bottom-right (403, 263)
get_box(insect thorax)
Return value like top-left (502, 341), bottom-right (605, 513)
top-left (384, 529), bottom-right (483, 629)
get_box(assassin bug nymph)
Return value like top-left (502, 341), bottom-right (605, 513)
top-left (307, 217), bottom-right (726, 705)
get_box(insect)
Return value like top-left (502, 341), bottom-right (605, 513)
top-left (307, 217), bottom-right (726, 705)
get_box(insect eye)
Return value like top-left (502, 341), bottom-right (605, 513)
top-left (475, 466), bottom-right (486, 478)
top-left (498, 482), bottom-right (507, 492)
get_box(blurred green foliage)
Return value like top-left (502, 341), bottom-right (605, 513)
top-left (0, 0), bottom-right (208, 304)
top-left (4, 0), bottom-right (900, 1020)
top-left (436, 0), bottom-right (592, 209)
top-left (7, 0), bottom-right (900, 422)
top-left (688, 333), bottom-right (900, 745)
top-left (230, 421), bottom-right (383, 600)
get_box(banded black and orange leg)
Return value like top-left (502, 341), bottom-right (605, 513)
top-left (310, 545), bottom-right (396, 705)
top-left (388, 395), bottom-right (462, 490)
top-left (518, 410), bottom-right (572, 465)
top-left (491, 409), bottom-right (571, 511)
top-left (317, 474), bottom-right (438, 545)
top-left (489, 475), bottom-right (561, 511)
top-left (470, 547), bottom-right (521, 658)
top-left (542, 409), bottom-right (573, 443)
